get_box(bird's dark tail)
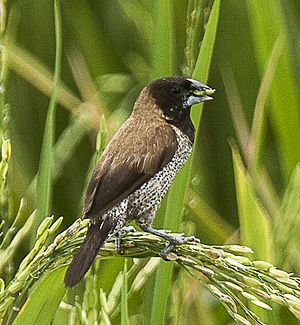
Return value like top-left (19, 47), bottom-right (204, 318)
top-left (64, 218), bottom-right (115, 287)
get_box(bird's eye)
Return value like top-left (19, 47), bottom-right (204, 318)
top-left (171, 86), bottom-right (181, 94)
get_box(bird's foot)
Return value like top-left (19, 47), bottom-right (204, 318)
top-left (168, 234), bottom-right (199, 245)
top-left (160, 234), bottom-right (199, 259)
top-left (114, 226), bottom-right (136, 254)
top-left (121, 225), bottom-right (136, 234)
top-left (138, 225), bottom-right (199, 259)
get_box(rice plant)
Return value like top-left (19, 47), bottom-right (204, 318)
top-left (1, 0), bottom-right (300, 324)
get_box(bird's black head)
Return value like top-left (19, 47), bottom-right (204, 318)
top-left (147, 76), bottom-right (215, 141)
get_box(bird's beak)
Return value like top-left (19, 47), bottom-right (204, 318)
top-left (186, 78), bottom-right (215, 106)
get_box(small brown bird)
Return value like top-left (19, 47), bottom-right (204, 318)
top-left (64, 76), bottom-right (214, 287)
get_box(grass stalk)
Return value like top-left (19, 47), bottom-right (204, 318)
top-left (121, 259), bottom-right (129, 325)
top-left (1, 217), bottom-right (300, 324)
top-left (34, 0), bottom-right (62, 240)
top-left (148, 1), bottom-right (176, 324)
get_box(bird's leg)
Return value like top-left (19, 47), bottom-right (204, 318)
top-left (139, 224), bottom-right (199, 258)
top-left (114, 226), bottom-right (136, 254)
top-left (122, 225), bottom-right (136, 233)
top-left (115, 232), bottom-right (122, 254)
top-left (139, 224), bottom-right (197, 244)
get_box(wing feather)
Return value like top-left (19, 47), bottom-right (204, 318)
top-left (84, 121), bottom-right (177, 219)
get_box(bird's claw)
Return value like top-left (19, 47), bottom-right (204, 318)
top-left (115, 226), bottom-right (136, 254)
top-left (161, 244), bottom-right (175, 259)
top-left (115, 234), bottom-right (123, 254)
top-left (120, 225), bottom-right (136, 234)
top-left (168, 234), bottom-right (199, 245)
top-left (160, 234), bottom-right (200, 259)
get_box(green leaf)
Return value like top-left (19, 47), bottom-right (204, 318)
top-left (187, 0), bottom-right (221, 201)
top-left (34, 0), bottom-right (62, 242)
top-left (148, 1), bottom-right (176, 322)
top-left (274, 163), bottom-right (300, 268)
top-left (62, 0), bottom-right (118, 75)
top-left (13, 267), bottom-right (66, 325)
top-left (118, 0), bottom-right (153, 53)
top-left (150, 1), bottom-right (220, 324)
top-left (246, 1), bottom-right (300, 182)
top-left (151, 0), bottom-right (175, 79)
top-left (231, 143), bottom-right (271, 261)
top-left (121, 259), bottom-right (129, 325)
top-left (190, 0), bottom-right (220, 127)
top-left (232, 143), bottom-right (274, 323)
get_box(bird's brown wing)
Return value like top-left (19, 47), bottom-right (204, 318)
top-left (83, 122), bottom-right (177, 219)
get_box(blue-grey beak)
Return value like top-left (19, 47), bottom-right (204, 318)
top-left (186, 78), bottom-right (215, 106)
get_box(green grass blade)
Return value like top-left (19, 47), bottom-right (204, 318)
top-left (151, 0), bottom-right (175, 79)
top-left (34, 0), bottom-right (62, 240)
top-left (121, 259), bottom-right (129, 325)
top-left (246, 1), bottom-right (300, 182)
top-left (12, 267), bottom-right (66, 325)
top-left (190, 0), bottom-right (220, 126)
top-left (62, 0), bottom-right (118, 75)
top-left (278, 0), bottom-right (300, 87)
top-left (28, 116), bottom-right (89, 198)
top-left (183, 0), bottom-right (205, 77)
top-left (187, 0), bottom-right (220, 193)
top-left (178, 0), bottom-right (220, 243)
top-left (249, 34), bottom-right (284, 175)
top-left (231, 142), bottom-right (275, 325)
top-left (274, 164), bottom-right (300, 268)
top-left (149, 261), bottom-right (174, 324)
top-left (118, 0), bottom-right (153, 55)
top-left (150, 2), bottom-right (220, 324)
top-left (231, 142), bottom-right (271, 261)
top-left (148, 1), bottom-right (176, 323)
top-left (187, 188), bottom-right (234, 243)
top-left (0, 210), bottom-right (35, 273)
top-left (6, 44), bottom-right (81, 111)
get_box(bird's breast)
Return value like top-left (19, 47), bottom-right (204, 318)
top-left (127, 128), bottom-right (193, 222)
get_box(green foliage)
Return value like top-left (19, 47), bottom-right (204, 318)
top-left (34, 0), bottom-right (62, 244)
top-left (149, 2), bottom-right (220, 324)
top-left (1, 217), bottom-right (300, 324)
top-left (232, 144), bottom-right (271, 261)
top-left (0, 0), bottom-right (300, 324)
top-left (246, 1), bottom-right (300, 182)
top-left (121, 259), bottom-right (129, 325)
top-left (12, 268), bottom-right (66, 325)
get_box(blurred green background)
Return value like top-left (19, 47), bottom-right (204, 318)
top-left (1, 0), bottom-right (300, 324)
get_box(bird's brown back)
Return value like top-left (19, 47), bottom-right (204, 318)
top-left (84, 91), bottom-right (177, 219)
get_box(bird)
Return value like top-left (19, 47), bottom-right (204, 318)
top-left (64, 76), bottom-right (215, 287)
